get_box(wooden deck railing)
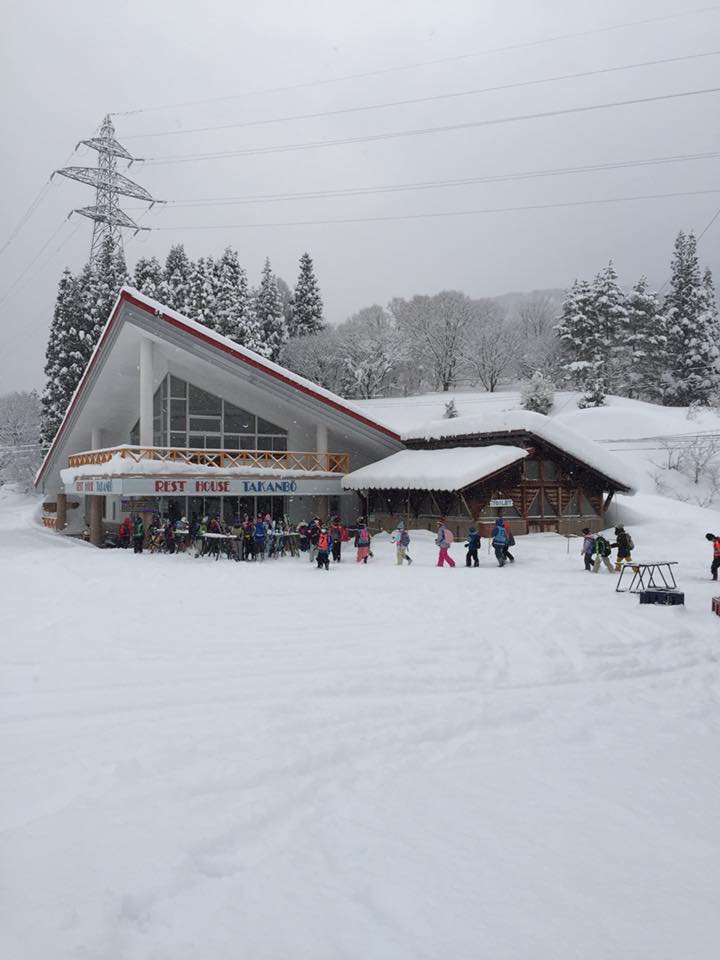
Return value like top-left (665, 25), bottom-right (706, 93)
top-left (67, 446), bottom-right (350, 474)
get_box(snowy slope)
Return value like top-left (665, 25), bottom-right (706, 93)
top-left (2, 486), bottom-right (720, 960)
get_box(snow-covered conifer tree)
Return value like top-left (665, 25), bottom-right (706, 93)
top-left (89, 237), bottom-right (128, 343)
top-left (187, 256), bottom-right (219, 330)
top-left (214, 247), bottom-right (251, 342)
top-left (132, 256), bottom-right (163, 300)
top-left (161, 244), bottom-right (193, 314)
top-left (626, 277), bottom-right (668, 402)
top-left (253, 258), bottom-right (288, 361)
top-left (663, 232), bottom-right (720, 406)
top-left (521, 371), bottom-right (555, 414)
top-left (290, 252), bottom-right (324, 337)
top-left (591, 261), bottom-right (628, 394)
top-left (41, 269), bottom-right (85, 445)
top-left (555, 279), bottom-right (596, 389)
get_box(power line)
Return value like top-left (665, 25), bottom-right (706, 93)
top-left (150, 187), bottom-right (720, 231)
top-left (0, 220), bottom-right (71, 305)
top-left (657, 202), bottom-right (720, 293)
top-left (112, 4), bottom-right (720, 116)
top-left (141, 87), bottom-right (720, 165)
top-left (123, 50), bottom-right (720, 141)
top-left (132, 152), bottom-right (720, 209)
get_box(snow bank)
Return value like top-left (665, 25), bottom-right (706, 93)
top-left (342, 445), bottom-right (527, 491)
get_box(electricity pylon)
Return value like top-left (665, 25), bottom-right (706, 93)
top-left (52, 115), bottom-right (159, 263)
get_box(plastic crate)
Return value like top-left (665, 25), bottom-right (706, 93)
top-left (639, 588), bottom-right (684, 606)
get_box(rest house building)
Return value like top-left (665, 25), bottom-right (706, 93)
top-left (36, 287), bottom-right (403, 543)
top-left (36, 288), bottom-right (634, 544)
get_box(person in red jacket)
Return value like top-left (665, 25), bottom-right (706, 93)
top-left (706, 533), bottom-right (720, 581)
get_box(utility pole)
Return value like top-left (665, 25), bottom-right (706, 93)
top-left (52, 115), bottom-right (159, 263)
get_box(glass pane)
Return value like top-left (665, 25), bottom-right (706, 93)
top-left (543, 461), bottom-right (558, 481)
top-left (153, 388), bottom-right (162, 417)
top-left (526, 492), bottom-right (541, 517)
top-left (224, 435), bottom-right (240, 450)
top-left (188, 383), bottom-right (221, 416)
top-left (542, 494), bottom-right (558, 516)
top-left (170, 433), bottom-right (186, 447)
top-left (224, 402), bottom-right (256, 434)
top-left (189, 416), bottom-right (221, 432)
top-left (562, 493), bottom-right (579, 516)
top-left (188, 435), bottom-right (205, 449)
top-left (272, 436), bottom-right (288, 451)
top-left (238, 435), bottom-right (255, 450)
top-left (205, 436), bottom-right (222, 449)
top-left (580, 493), bottom-right (598, 516)
top-left (524, 459), bottom-right (540, 480)
top-left (256, 436), bottom-right (273, 450)
top-left (257, 416), bottom-right (286, 435)
top-left (170, 376), bottom-right (186, 398)
top-left (130, 421), bottom-right (139, 445)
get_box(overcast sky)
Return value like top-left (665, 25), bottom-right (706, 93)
top-left (1, 0), bottom-right (719, 392)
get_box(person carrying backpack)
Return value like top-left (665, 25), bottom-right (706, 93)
top-left (316, 526), bottom-right (333, 570)
top-left (580, 527), bottom-right (595, 572)
top-left (705, 533), bottom-right (720, 581)
top-left (436, 519), bottom-right (456, 567)
top-left (465, 526), bottom-right (480, 568)
top-left (355, 519), bottom-right (371, 563)
top-left (492, 516), bottom-right (515, 564)
top-left (391, 520), bottom-right (412, 565)
top-left (491, 522), bottom-right (508, 567)
top-left (308, 518), bottom-right (321, 564)
top-left (611, 525), bottom-right (634, 571)
top-left (592, 532), bottom-right (614, 573)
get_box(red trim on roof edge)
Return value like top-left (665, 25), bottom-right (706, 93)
top-left (36, 289), bottom-right (400, 486)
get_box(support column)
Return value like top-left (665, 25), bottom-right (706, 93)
top-left (315, 422), bottom-right (329, 520)
top-left (139, 337), bottom-right (154, 447)
top-left (89, 495), bottom-right (104, 547)
top-left (91, 426), bottom-right (103, 450)
top-left (56, 492), bottom-right (67, 532)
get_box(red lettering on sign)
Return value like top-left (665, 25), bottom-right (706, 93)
top-left (194, 479), bottom-right (229, 494)
top-left (154, 480), bottom-right (187, 493)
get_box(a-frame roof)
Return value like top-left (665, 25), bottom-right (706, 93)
top-left (36, 287), bottom-right (401, 488)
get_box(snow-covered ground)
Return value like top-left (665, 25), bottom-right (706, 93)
top-left (2, 485), bottom-right (720, 960)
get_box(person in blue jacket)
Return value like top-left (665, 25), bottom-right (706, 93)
top-left (253, 515), bottom-right (266, 560)
top-left (492, 515), bottom-right (515, 564)
top-left (465, 526), bottom-right (480, 567)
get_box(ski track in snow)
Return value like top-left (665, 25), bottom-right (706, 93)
top-left (1, 491), bottom-right (720, 959)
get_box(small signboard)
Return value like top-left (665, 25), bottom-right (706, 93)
top-left (121, 498), bottom-right (161, 513)
top-left (489, 498), bottom-right (514, 507)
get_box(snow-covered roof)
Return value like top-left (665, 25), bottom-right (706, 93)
top-left (342, 446), bottom-right (528, 492)
top-left (402, 410), bottom-right (634, 492)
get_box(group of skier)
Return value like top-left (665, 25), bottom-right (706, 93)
top-left (580, 525), bottom-right (635, 573)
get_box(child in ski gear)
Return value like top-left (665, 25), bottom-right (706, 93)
top-left (491, 523), bottom-right (508, 567)
top-left (330, 518), bottom-right (343, 562)
top-left (592, 532), bottom-right (614, 573)
top-left (492, 516), bottom-right (515, 563)
top-left (611, 525), bottom-right (634, 571)
top-left (118, 515), bottom-right (133, 548)
top-left (132, 515), bottom-right (145, 554)
top-left (436, 520), bottom-right (456, 567)
top-left (308, 518), bottom-right (321, 563)
top-left (316, 527), bottom-right (333, 569)
top-left (465, 526), bottom-right (480, 567)
top-left (706, 533), bottom-right (720, 581)
top-left (581, 527), bottom-right (595, 571)
top-left (391, 520), bottom-right (412, 565)
top-left (355, 521), bottom-right (371, 563)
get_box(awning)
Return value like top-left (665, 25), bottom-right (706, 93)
top-left (342, 446), bottom-right (527, 492)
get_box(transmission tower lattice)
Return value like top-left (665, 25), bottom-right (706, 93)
top-left (52, 115), bottom-right (160, 263)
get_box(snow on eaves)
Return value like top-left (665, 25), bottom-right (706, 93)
top-left (342, 446), bottom-right (528, 492)
top-left (61, 454), bottom-right (338, 485)
top-left (401, 410), bottom-right (635, 492)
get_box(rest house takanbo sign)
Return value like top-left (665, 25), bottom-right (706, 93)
top-left (69, 476), bottom-right (345, 497)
